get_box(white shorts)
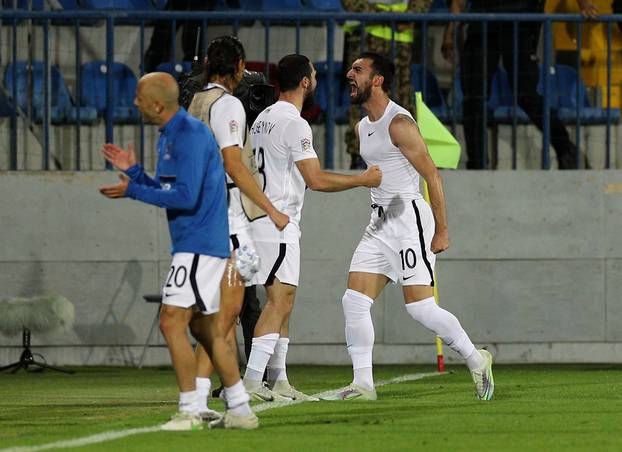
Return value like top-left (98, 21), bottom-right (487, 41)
top-left (161, 253), bottom-right (227, 315)
top-left (349, 198), bottom-right (436, 286)
top-left (251, 241), bottom-right (300, 287)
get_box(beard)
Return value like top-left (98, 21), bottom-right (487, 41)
top-left (302, 88), bottom-right (316, 111)
top-left (350, 83), bottom-right (372, 105)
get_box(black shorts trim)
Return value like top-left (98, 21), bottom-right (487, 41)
top-left (411, 200), bottom-right (435, 287)
top-left (230, 234), bottom-right (240, 250)
top-left (190, 254), bottom-right (208, 311)
top-left (265, 243), bottom-right (287, 286)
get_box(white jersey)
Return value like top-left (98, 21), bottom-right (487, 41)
top-left (206, 83), bottom-right (249, 235)
top-left (249, 101), bottom-right (318, 243)
top-left (358, 100), bottom-right (423, 205)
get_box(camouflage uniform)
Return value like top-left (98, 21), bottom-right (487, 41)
top-left (342, 0), bottom-right (432, 168)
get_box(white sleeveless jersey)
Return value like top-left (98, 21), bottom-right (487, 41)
top-left (249, 101), bottom-right (318, 243)
top-left (358, 100), bottom-right (422, 205)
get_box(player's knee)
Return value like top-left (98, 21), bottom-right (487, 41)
top-left (159, 311), bottom-right (184, 337)
top-left (342, 289), bottom-right (373, 319)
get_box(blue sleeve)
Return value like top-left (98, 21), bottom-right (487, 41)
top-left (126, 131), bottom-right (208, 210)
top-left (124, 164), bottom-right (160, 188)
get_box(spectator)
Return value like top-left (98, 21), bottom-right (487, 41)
top-left (144, 0), bottom-right (216, 73)
top-left (342, 0), bottom-right (433, 169)
top-left (442, 0), bottom-right (597, 169)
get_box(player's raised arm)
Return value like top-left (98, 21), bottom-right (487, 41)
top-left (295, 157), bottom-right (381, 192)
top-left (390, 114), bottom-right (449, 254)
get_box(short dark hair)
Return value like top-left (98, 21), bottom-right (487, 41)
top-left (277, 54), bottom-right (311, 93)
top-left (206, 35), bottom-right (245, 80)
top-left (359, 51), bottom-right (394, 93)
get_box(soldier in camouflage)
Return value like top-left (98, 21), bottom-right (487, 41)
top-left (342, 0), bottom-right (433, 168)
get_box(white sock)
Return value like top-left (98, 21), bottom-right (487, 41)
top-left (178, 390), bottom-right (200, 415)
top-left (267, 337), bottom-right (289, 385)
top-left (224, 380), bottom-right (253, 417)
top-left (342, 289), bottom-right (375, 391)
top-left (195, 377), bottom-right (211, 412)
top-left (465, 348), bottom-right (486, 371)
top-left (243, 333), bottom-right (279, 383)
top-left (405, 297), bottom-right (482, 370)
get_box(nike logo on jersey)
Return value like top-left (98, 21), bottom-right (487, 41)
top-left (367, 131), bottom-right (375, 136)
top-left (403, 275), bottom-right (416, 281)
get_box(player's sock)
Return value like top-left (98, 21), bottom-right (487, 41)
top-left (405, 297), bottom-right (485, 370)
top-left (195, 377), bottom-right (211, 412)
top-left (342, 289), bottom-right (375, 391)
top-left (179, 390), bottom-right (200, 415)
top-left (224, 380), bottom-right (253, 417)
top-left (243, 333), bottom-right (279, 384)
top-left (267, 337), bottom-right (289, 385)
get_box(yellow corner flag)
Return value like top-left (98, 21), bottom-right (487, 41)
top-left (415, 92), bottom-right (461, 169)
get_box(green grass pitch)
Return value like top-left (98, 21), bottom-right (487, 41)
top-left (1, 364), bottom-right (621, 451)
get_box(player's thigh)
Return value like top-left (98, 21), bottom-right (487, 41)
top-left (347, 271), bottom-right (390, 300)
top-left (161, 252), bottom-right (227, 316)
top-left (265, 277), bottom-right (297, 312)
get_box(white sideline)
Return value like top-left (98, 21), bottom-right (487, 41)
top-left (1, 371), bottom-right (443, 452)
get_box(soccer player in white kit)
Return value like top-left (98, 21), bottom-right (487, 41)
top-left (187, 36), bottom-right (289, 424)
top-left (326, 52), bottom-right (494, 401)
top-left (242, 54), bottom-right (383, 402)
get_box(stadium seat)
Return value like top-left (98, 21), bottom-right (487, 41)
top-left (303, 0), bottom-right (343, 11)
top-left (68, 60), bottom-right (140, 123)
top-left (488, 68), bottom-right (530, 124)
top-left (237, 0), bottom-right (304, 10)
top-left (411, 64), bottom-right (449, 123)
top-left (549, 64), bottom-right (620, 124)
top-left (3, 61), bottom-right (97, 124)
top-left (155, 61), bottom-right (193, 79)
top-left (314, 60), bottom-right (349, 124)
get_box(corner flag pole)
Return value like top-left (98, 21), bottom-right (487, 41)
top-left (415, 92), bottom-right (461, 374)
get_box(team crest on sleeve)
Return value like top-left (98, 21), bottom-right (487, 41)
top-left (229, 119), bottom-right (239, 135)
top-left (300, 137), bottom-right (312, 153)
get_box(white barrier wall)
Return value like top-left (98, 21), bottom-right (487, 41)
top-left (1, 170), bottom-right (621, 366)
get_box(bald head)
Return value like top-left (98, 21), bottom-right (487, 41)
top-left (138, 72), bottom-right (179, 108)
top-left (134, 72), bottom-right (180, 126)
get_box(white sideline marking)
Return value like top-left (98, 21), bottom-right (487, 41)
top-left (1, 371), bottom-right (444, 451)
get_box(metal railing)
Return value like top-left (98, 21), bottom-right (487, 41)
top-left (0, 9), bottom-right (620, 170)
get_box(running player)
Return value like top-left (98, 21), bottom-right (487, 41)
top-left (187, 35), bottom-right (289, 420)
top-left (100, 72), bottom-right (258, 430)
top-left (325, 52), bottom-right (494, 401)
top-left (242, 54), bottom-right (383, 402)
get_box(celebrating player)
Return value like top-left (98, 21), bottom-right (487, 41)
top-left (187, 35), bottom-right (289, 421)
top-left (325, 52), bottom-right (494, 401)
top-left (242, 54), bottom-right (382, 402)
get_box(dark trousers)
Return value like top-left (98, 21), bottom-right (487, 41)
top-left (239, 285), bottom-right (262, 362)
top-left (461, 21), bottom-right (576, 169)
top-left (143, 0), bottom-right (214, 73)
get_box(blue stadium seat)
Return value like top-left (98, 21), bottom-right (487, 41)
top-left (238, 0), bottom-right (304, 10)
top-left (1, 0), bottom-right (45, 10)
top-left (429, 0), bottom-right (447, 12)
top-left (549, 64), bottom-right (620, 124)
top-left (411, 64), bottom-right (449, 123)
top-left (314, 61), bottom-right (349, 124)
top-left (303, 0), bottom-right (342, 11)
top-left (155, 61), bottom-right (193, 79)
top-left (3, 61), bottom-right (97, 124)
top-left (68, 60), bottom-right (140, 123)
top-left (488, 68), bottom-right (530, 124)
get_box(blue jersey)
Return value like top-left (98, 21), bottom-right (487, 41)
top-left (124, 108), bottom-right (230, 258)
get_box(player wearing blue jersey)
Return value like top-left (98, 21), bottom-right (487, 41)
top-left (100, 72), bottom-right (258, 430)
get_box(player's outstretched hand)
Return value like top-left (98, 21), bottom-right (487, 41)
top-left (361, 165), bottom-right (382, 188)
top-left (99, 173), bottom-right (130, 199)
top-left (431, 228), bottom-right (449, 254)
top-left (269, 209), bottom-right (290, 231)
top-left (102, 143), bottom-right (137, 171)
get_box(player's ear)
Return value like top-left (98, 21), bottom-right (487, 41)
top-left (373, 74), bottom-right (384, 88)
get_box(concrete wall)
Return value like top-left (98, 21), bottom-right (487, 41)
top-left (1, 170), bottom-right (621, 366)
